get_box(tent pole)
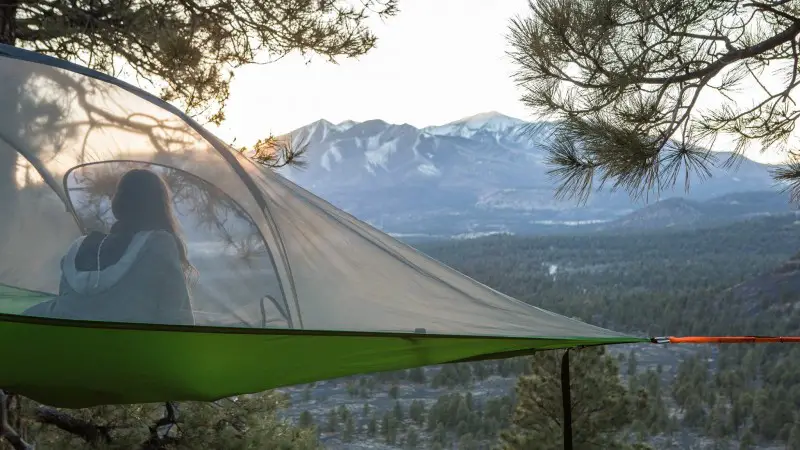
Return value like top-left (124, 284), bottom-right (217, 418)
top-left (561, 349), bottom-right (573, 450)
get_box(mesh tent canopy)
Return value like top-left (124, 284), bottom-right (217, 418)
top-left (0, 44), bottom-right (646, 408)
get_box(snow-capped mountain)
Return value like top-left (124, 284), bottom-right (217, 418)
top-left (423, 111), bottom-right (530, 139)
top-left (276, 112), bottom-right (783, 236)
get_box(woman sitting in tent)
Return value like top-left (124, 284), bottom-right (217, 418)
top-left (23, 169), bottom-right (196, 326)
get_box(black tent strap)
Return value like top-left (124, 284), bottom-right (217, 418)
top-left (561, 349), bottom-right (573, 450)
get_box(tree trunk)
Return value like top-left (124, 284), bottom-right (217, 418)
top-left (0, 0), bottom-right (17, 45)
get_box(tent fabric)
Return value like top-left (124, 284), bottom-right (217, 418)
top-left (0, 44), bottom-right (644, 407)
top-left (0, 311), bottom-right (645, 408)
top-left (0, 284), bottom-right (51, 315)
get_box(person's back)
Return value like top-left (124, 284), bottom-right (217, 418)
top-left (23, 169), bottom-right (196, 326)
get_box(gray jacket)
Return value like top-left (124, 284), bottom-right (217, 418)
top-left (23, 230), bottom-right (195, 326)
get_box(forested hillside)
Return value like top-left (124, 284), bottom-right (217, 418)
top-left (420, 214), bottom-right (800, 336)
top-left (279, 214), bottom-right (800, 449)
top-left (415, 213), bottom-right (800, 448)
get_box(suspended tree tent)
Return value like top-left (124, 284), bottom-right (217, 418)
top-left (0, 44), bottom-right (646, 409)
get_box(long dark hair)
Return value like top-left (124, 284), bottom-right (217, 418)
top-left (111, 168), bottom-right (194, 278)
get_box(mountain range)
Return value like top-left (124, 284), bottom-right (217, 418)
top-left (276, 112), bottom-right (791, 236)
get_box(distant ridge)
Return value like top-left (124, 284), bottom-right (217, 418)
top-left (275, 112), bottom-right (782, 237)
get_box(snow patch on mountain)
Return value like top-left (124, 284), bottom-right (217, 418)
top-left (320, 145), bottom-right (342, 171)
top-left (417, 163), bottom-right (440, 177)
top-left (336, 120), bottom-right (358, 131)
top-left (459, 111), bottom-right (526, 131)
top-left (309, 120), bottom-right (333, 142)
top-left (365, 139), bottom-right (398, 169)
top-left (425, 111), bottom-right (527, 138)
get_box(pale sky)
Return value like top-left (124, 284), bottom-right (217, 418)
top-left (205, 0), bottom-right (792, 165)
top-left (208, 0), bottom-right (532, 145)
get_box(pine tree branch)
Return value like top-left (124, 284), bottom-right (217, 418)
top-left (636, 17), bottom-right (800, 85)
top-left (10, 0), bottom-right (398, 124)
top-left (243, 134), bottom-right (309, 169)
top-left (772, 158), bottom-right (800, 202)
top-left (511, 0), bottom-right (800, 201)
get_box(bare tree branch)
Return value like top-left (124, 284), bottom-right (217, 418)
top-left (33, 406), bottom-right (113, 446)
top-left (0, 391), bottom-right (34, 450)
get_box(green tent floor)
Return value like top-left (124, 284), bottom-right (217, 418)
top-left (0, 285), bottom-right (647, 408)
